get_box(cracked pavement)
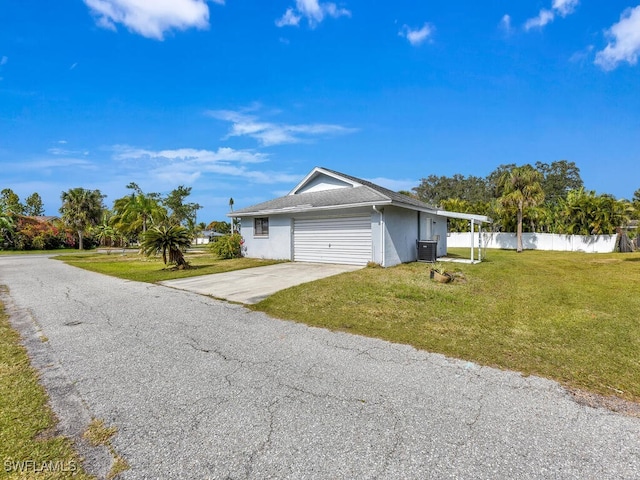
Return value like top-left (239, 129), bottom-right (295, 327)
top-left (1, 255), bottom-right (639, 479)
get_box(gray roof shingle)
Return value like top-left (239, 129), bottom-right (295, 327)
top-left (231, 167), bottom-right (436, 216)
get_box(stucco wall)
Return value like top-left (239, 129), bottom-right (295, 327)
top-left (416, 212), bottom-right (448, 258)
top-left (240, 216), bottom-right (292, 260)
top-left (383, 206), bottom-right (419, 266)
top-left (296, 176), bottom-right (351, 194)
top-left (239, 207), bottom-right (452, 266)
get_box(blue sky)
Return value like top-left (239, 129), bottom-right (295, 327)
top-left (1, 0), bottom-right (639, 223)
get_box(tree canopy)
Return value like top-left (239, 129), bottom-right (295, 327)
top-left (497, 165), bottom-right (545, 252)
top-left (24, 193), bottom-right (45, 216)
top-left (409, 160), bottom-right (634, 236)
top-left (59, 187), bottom-right (105, 250)
top-left (163, 185), bottom-right (202, 227)
top-left (111, 183), bottom-right (167, 242)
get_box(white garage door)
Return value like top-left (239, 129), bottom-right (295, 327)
top-left (293, 216), bottom-right (372, 265)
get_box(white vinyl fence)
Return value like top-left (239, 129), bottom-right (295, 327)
top-left (447, 232), bottom-right (617, 253)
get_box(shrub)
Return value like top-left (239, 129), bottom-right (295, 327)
top-left (209, 233), bottom-right (243, 259)
top-left (12, 217), bottom-right (76, 250)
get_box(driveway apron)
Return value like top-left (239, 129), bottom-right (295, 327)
top-left (161, 262), bottom-right (362, 304)
top-left (1, 255), bottom-right (639, 479)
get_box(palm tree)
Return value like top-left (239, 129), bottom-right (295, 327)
top-left (498, 165), bottom-right (545, 253)
top-left (111, 188), bottom-right (167, 242)
top-left (559, 188), bottom-right (633, 235)
top-left (440, 198), bottom-right (473, 233)
top-left (0, 206), bottom-right (15, 249)
top-left (140, 224), bottom-right (192, 268)
top-left (93, 215), bottom-right (117, 252)
top-left (59, 188), bottom-right (104, 250)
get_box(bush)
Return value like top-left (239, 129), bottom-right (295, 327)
top-left (12, 217), bottom-right (76, 250)
top-left (209, 233), bottom-right (243, 259)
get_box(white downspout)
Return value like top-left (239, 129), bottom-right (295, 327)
top-left (373, 206), bottom-right (385, 267)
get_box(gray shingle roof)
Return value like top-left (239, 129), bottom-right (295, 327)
top-left (321, 167), bottom-right (436, 210)
top-left (231, 167), bottom-right (436, 216)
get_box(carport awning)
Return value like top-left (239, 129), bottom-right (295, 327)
top-left (435, 210), bottom-right (492, 224)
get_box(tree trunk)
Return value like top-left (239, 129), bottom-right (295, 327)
top-left (78, 230), bottom-right (84, 250)
top-left (516, 206), bottom-right (523, 253)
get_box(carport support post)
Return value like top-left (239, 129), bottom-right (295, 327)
top-left (470, 219), bottom-right (475, 263)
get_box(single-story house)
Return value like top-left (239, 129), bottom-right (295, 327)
top-left (28, 215), bottom-right (60, 223)
top-left (229, 167), bottom-right (490, 267)
top-left (193, 230), bottom-right (226, 245)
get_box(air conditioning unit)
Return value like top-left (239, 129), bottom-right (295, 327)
top-left (417, 240), bottom-right (438, 263)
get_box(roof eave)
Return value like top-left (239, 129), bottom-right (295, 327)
top-left (228, 200), bottom-right (392, 217)
top-left (388, 201), bottom-right (438, 214)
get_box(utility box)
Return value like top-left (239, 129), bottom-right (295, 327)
top-left (417, 240), bottom-right (438, 263)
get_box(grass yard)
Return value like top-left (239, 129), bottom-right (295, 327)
top-left (253, 249), bottom-right (640, 403)
top-left (0, 297), bottom-right (92, 479)
top-left (57, 252), bottom-right (283, 283)
top-left (0, 248), bottom-right (77, 256)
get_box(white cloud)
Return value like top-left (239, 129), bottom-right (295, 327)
top-left (113, 145), bottom-right (299, 184)
top-left (207, 109), bottom-right (357, 146)
top-left (569, 44), bottom-right (594, 64)
top-left (595, 6), bottom-right (640, 71)
top-left (552, 0), bottom-right (579, 17)
top-left (83, 0), bottom-right (218, 40)
top-left (114, 146), bottom-right (268, 164)
top-left (0, 56), bottom-right (7, 66)
top-left (524, 0), bottom-right (579, 31)
top-left (500, 14), bottom-right (513, 34)
top-left (275, 8), bottom-right (301, 27)
top-left (399, 23), bottom-right (434, 46)
top-left (524, 9), bottom-right (555, 31)
top-left (276, 0), bottom-right (351, 28)
top-left (6, 157), bottom-right (97, 171)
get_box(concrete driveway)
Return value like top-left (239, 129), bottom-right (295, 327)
top-left (161, 262), bottom-right (362, 304)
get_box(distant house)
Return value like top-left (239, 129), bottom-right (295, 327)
top-left (229, 167), bottom-right (490, 267)
top-left (29, 215), bottom-right (60, 223)
top-left (193, 230), bottom-right (225, 245)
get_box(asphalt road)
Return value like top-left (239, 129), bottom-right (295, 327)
top-left (1, 255), bottom-right (639, 479)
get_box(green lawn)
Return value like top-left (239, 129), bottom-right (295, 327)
top-left (56, 252), bottom-right (283, 283)
top-left (253, 249), bottom-right (640, 403)
top-left (0, 297), bottom-right (92, 479)
top-left (0, 248), bottom-right (78, 256)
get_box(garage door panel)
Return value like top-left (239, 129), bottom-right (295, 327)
top-left (293, 216), bottom-right (372, 265)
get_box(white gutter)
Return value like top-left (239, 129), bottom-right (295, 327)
top-left (373, 205), bottom-right (385, 267)
top-left (227, 200), bottom-right (392, 218)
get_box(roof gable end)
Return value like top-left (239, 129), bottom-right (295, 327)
top-left (289, 167), bottom-right (361, 195)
